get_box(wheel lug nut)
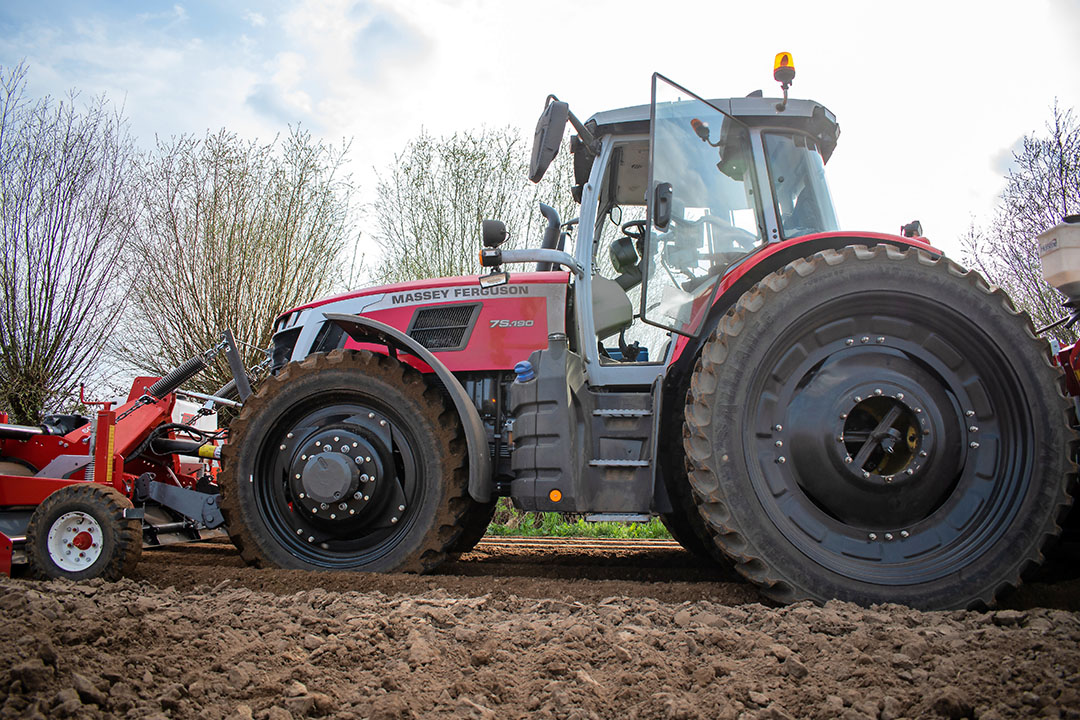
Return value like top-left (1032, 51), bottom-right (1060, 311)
top-left (900, 530), bottom-right (910, 538)
top-left (905, 469), bottom-right (914, 475)
top-left (968, 426), bottom-right (978, 433)
top-left (862, 471), bottom-right (870, 479)
top-left (398, 504), bottom-right (405, 512)
top-left (330, 513), bottom-right (336, 519)
top-left (965, 410), bottom-right (975, 417)
top-left (369, 413), bottom-right (375, 419)
top-left (854, 395), bottom-right (862, 402)
top-left (844, 457), bottom-right (853, 464)
top-left (279, 444), bottom-right (286, 451)
top-left (354, 492), bottom-right (362, 500)
top-left (845, 339), bottom-right (854, 346)
top-left (868, 533), bottom-right (877, 540)
top-left (775, 440), bottom-right (783, 448)
top-left (773, 424), bottom-right (783, 431)
top-left (364, 495), bottom-right (370, 501)
top-left (308, 536), bottom-right (314, 542)
top-left (311, 508), bottom-right (317, 514)
top-left (919, 451), bottom-right (927, 457)
top-left (776, 456), bottom-right (786, 464)
top-left (874, 388), bottom-right (882, 396)
top-left (876, 337), bottom-right (885, 343)
top-left (836, 435), bottom-right (843, 442)
top-left (969, 442), bottom-right (980, 449)
top-left (287, 433), bottom-right (294, 438)
top-left (379, 420), bottom-right (387, 427)
top-left (301, 455), bottom-right (308, 460)
top-left (315, 441), bottom-right (321, 447)
top-left (339, 503), bottom-right (348, 510)
top-left (352, 442), bottom-right (358, 448)
top-left (860, 336), bottom-right (869, 343)
top-left (320, 503), bottom-right (328, 510)
top-left (885, 533), bottom-right (894, 541)
top-left (341, 446), bottom-right (349, 453)
top-left (299, 492), bottom-right (305, 499)
top-left (295, 474), bottom-right (301, 479)
top-left (365, 456), bottom-right (372, 463)
top-left (334, 436), bottom-right (340, 442)
top-left (297, 529), bottom-right (303, 534)
top-left (840, 413), bottom-right (847, 420)
top-left (391, 517), bottom-right (398, 524)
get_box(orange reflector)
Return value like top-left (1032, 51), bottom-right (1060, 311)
top-left (548, 489), bottom-right (562, 503)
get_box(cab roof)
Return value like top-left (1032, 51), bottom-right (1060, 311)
top-left (585, 96), bottom-right (840, 162)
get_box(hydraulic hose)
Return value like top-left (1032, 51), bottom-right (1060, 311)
top-left (147, 355), bottom-right (208, 399)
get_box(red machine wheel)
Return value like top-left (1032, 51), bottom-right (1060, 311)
top-left (26, 484), bottom-right (142, 581)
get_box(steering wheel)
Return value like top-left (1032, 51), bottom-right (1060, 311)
top-left (621, 219), bottom-right (647, 242)
top-left (680, 214), bottom-right (758, 251)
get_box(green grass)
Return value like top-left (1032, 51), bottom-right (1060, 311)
top-left (486, 498), bottom-right (671, 539)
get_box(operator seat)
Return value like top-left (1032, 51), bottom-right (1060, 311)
top-left (592, 275), bottom-right (633, 340)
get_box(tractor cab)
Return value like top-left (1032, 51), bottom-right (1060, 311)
top-left (521, 72), bottom-right (841, 386)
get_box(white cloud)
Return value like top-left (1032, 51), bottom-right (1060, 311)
top-left (244, 11), bottom-right (267, 27)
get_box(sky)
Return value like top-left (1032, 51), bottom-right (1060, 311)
top-left (1, 0), bottom-right (1078, 264)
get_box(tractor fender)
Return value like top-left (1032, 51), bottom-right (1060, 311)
top-left (323, 313), bottom-right (494, 503)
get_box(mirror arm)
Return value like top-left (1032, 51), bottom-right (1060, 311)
top-left (567, 109), bottom-right (601, 155)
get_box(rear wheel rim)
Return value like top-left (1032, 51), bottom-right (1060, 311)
top-left (745, 292), bottom-right (1031, 586)
top-left (47, 511), bottom-right (104, 572)
top-left (253, 394), bottom-right (424, 568)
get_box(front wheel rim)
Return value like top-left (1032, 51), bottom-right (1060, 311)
top-left (253, 396), bottom-right (424, 568)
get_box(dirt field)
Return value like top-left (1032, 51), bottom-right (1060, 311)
top-left (1, 536), bottom-right (1079, 719)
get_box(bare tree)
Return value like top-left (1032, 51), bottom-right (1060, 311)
top-left (372, 126), bottom-right (575, 283)
top-left (963, 103), bottom-right (1080, 345)
top-left (120, 128), bottom-right (358, 394)
top-left (0, 63), bottom-right (139, 425)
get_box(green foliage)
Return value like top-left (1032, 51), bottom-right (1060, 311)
top-left (486, 498), bottom-right (671, 539)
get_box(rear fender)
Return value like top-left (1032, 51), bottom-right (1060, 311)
top-left (324, 313), bottom-right (494, 502)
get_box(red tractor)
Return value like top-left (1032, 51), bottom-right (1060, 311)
top-left (0, 332), bottom-right (259, 580)
top-left (220, 63), bottom-right (1076, 609)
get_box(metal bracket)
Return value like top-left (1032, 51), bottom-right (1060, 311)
top-left (122, 507), bottom-right (145, 520)
top-left (222, 329), bottom-right (253, 401)
top-left (146, 481), bottom-right (225, 529)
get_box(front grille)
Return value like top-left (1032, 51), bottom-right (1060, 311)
top-left (407, 303), bottom-right (480, 351)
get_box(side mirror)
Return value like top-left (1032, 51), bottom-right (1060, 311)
top-left (482, 219), bottom-right (509, 248)
top-left (653, 183), bottom-right (673, 230)
top-left (528, 98), bottom-right (569, 183)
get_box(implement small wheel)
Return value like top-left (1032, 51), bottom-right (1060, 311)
top-left (26, 484), bottom-right (142, 581)
top-left (684, 245), bottom-right (1076, 609)
top-left (220, 350), bottom-right (469, 573)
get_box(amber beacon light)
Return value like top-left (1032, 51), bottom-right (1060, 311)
top-left (773, 52), bottom-right (796, 111)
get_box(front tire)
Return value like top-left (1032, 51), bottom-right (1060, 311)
top-left (26, 484), bottom-right (142, 581)
top-left (220, 350), bottom-right (469, 573)
top-left (684, 245), bottom-right (1076, 609)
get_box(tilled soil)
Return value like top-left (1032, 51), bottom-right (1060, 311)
top-left (1, 537), bottom-right (1079, 720)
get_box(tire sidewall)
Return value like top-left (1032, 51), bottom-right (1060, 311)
top-left (689, 248), bottom-right (1072, 608)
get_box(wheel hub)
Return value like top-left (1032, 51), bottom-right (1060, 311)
top-left (784, 348), bottom-right (963, 528)
top-left (288, 429), bottom-right (381, 522)
top-left (47, 511), bottom-right (103, 572)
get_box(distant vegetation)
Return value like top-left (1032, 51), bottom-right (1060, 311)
top-left (487, 499), bottom-right (671, 539)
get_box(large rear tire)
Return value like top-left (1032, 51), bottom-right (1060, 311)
top-left (219, 350), bottom-right (469, 573)
top-left (684, 245), bottom-right (1076, 609)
